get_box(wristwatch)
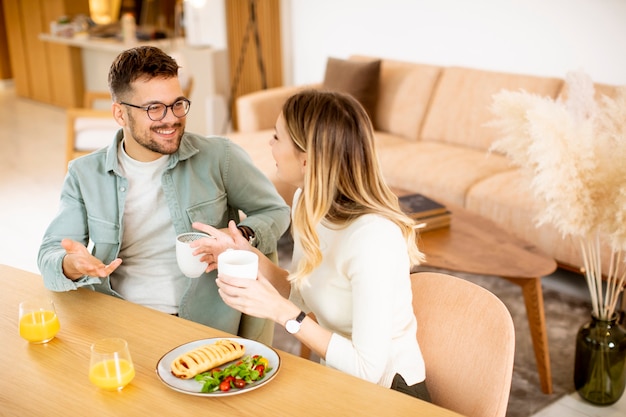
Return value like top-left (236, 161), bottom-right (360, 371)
top-left (237, 225), bottom-right (258, 247)
top-left (285, 311), bottom-right (307, 334)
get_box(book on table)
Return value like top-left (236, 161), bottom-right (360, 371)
top-left (398, 193), bottom-right (451, 232)
top-left (412, 210), bottom-right (452, 232)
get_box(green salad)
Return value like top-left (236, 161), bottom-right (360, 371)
top-left (194, 354), bottom-right (271, 393)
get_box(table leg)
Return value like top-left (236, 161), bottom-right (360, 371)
top-left (504, 276), bottom-right (553, 394)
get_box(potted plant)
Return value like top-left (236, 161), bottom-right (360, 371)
top-left (489, 73), bottom-right (626, 405)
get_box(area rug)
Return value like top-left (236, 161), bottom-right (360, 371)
top-left (273, 232), bottom-right (593, 417)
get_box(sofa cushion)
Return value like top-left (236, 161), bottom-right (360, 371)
top-left (466, 171), bottom-right (577, 266)
top-left (235, 85), bottom-right (312, 133)
top-left (373, 135), bottom-right (514, 207)
top-left (350, 56), bottom-right (442, 142)
top-left (465, 170), bottom-right (613, 272)
top-left (323, 57), bottom-right (381, 120)
top-left (421, 67), bottom-right (563, 151)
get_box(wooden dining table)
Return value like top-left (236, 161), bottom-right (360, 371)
top-left (0, 264), bottom-right (462, 416)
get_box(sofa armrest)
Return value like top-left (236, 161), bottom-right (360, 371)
top-left (236, 84), bottom-right (319, 132)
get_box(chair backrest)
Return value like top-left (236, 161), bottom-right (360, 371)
top-left (410, 271), bottom-right (515, 417)
top-left (65, 107), bottom-right (119, 167)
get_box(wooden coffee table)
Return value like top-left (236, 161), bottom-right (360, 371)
top-left (413, 201), bottom-right (557, 394)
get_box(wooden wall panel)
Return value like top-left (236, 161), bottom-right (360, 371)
top-left (226, 0), bottom-right (282, 129)
top-left (3, 0), bottom-right (88, 107)
top-left (0, 0), bottom-right (12, 80)
top-left (23, 0), bottom-right (52, 103)
top-left (3, 0), bottom-right (29, 95)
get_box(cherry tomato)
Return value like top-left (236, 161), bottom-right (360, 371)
top-left (219, 380), bottom-right (231, 392)
top-left (234, 378), bottom-right (246, 389)
top-left (256, 357), bottom-right (269, 368)
top-left (254, 364), bottom-right (265, 376)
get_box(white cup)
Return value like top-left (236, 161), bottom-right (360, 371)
top-left (176, 232), bottom-right (212, 278)
top-left (217, 249), bottom-right (258, 280)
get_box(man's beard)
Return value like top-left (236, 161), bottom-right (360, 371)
top-left (127, 114), bottom-right (184, 155)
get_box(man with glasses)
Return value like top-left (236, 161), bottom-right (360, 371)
top-left (38, 46), bottom-right (290, 344)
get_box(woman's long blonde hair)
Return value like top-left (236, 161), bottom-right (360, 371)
top-left (284, 90), bottom-right (425, 285)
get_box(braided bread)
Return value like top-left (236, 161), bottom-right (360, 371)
top-left (171, 339), bottom-right (246, 379)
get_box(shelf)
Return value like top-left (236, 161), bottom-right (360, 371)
top-left (39, 33), bottom-right (183, 54)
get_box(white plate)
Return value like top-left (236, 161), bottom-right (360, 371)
top-left (156, 337), bottom-right (280, 396)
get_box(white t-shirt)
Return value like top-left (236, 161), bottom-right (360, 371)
top-left (110, 141), bottom-right (188, 314)
top-left (289, 189), bottom-right (426, 387)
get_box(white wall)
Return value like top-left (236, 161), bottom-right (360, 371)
top-left (283, 0), bottom-right (626, 86)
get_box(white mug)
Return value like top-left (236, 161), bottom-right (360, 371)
top-left (217, 249), bottom-right (258, 280)
top-left (176, 232), bottom-right (212, 278)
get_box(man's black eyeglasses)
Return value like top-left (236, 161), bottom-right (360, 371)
top-left (120, 99), bottom-right (191, 121)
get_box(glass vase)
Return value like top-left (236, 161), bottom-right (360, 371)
top-left (574, 314), bottom-right (626, 405)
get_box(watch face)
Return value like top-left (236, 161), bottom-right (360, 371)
top-left (285, 320), bottom-right (300, 334)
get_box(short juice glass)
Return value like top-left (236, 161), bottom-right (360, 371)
top-left (89, 338), bottom-right (135, 391)
top-left (18, 299), bottom-right (60, 343)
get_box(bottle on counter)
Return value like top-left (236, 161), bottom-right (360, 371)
top-left (121, 13), bottom-right (137, 44)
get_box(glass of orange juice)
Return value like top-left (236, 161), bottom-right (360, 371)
top-left (89, 338), bottom-right (135, 391)
top-left (18, 299), bottom-right (61, 343)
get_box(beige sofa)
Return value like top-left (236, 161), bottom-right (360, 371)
top-left (227, 56), bottom-right (619, 273)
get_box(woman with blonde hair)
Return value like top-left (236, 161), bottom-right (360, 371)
top-left (193, 89), bottom-right (430, 400)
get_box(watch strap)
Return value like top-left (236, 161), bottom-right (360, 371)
top-left (237, 225), bottom-right (257, 245)
top-left (293, 311), bottom-right (306, 324)
top-left (285, 310), bottom-right (307, 334)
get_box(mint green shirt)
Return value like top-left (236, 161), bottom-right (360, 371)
top-left (38, 130), bottom-right (290, 341)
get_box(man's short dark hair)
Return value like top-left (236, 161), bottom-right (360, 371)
top-left (108, 46), bottom-right (180, 101)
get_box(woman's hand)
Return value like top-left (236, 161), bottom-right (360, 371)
top-left (217, 270), bottom-right (329, 361)
top-left (216, 271), bottom-right (297, 324)
top-left (191, 221), bottom-right (250, 272)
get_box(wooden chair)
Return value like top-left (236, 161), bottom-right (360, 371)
top-left (65, 98), bottom-right (119, 167)
top-left (410, 271), bottom-right (515, 417)
top-left (65, 78), bottom-right (194, 167)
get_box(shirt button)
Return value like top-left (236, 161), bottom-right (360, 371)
top-left (120, 186), bottom-right (126, 192)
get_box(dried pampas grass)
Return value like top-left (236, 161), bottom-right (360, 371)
top-left (489, 72), bottom-right (626, 320)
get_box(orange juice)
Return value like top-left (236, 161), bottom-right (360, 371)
top-left (89, 359), bottom-right (135, 390)
top-left (19, 310), bottom-right (60, 343)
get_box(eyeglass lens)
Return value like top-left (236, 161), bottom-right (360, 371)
top-left (147, 99), bottom-right (190, 121)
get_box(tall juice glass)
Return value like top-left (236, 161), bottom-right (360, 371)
top-left (18, 299), bottom-right (60, 343)
top-left (89, 338), bottom-right (135, 391)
